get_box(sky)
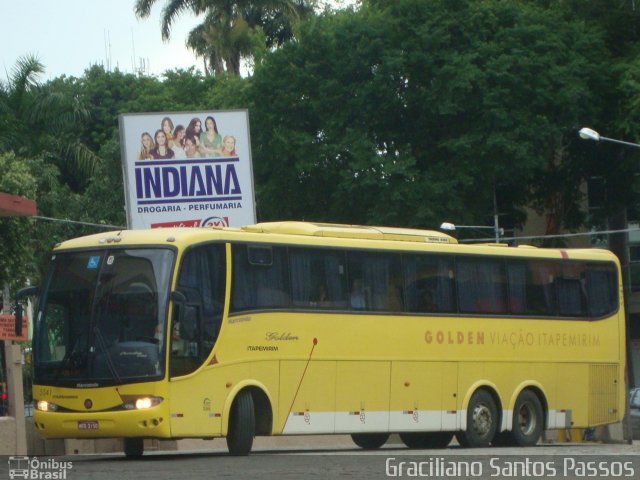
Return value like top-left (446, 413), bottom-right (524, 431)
top-left (0, 1), bottom-right (357, 83)
top-left (0, 0), bottom-right (202, 81)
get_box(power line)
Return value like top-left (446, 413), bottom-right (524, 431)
top-left (461, 226), bottom-right (640, 243)
top-left (32, 215), bottom-right (124, 230)
top-left (24, 215), bottom-right (640, 242)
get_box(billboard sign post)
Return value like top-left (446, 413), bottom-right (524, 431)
top-left (119, 110), bottom-right (256, 229)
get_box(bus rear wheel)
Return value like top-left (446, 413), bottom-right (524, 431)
top-left (512, 390), bottom-right (543, 447)
top-left (226, 390), bottom-right (255, 456)
top-left (123, 438), bottom-right (144, 457)
top-left (459, 390), bottom-right (498, 448)
top-left (351, 433), bottom-right (389, 449)
top-left (400, 432), bottom-right (453, 449)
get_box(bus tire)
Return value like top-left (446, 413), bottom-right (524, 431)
top-left (455, 431), bottom-right (470, 447)
top-left (460, 389), bottom-right (498, 448)
top-left (351, 433), bottom-right (389, 449)
top-left (400, 432), bottom-right (453, 449)
top-left (512, 390), bottom-right (543, 447)
top-left (123, 438), bottom-right (144, 457)
top-left (226, 390), bottom-right (255, 456)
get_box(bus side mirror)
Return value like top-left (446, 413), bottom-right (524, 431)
top-left (170, 290), bottom-right (199, 342)
top-left (15, 286), bottom-right (39, 338)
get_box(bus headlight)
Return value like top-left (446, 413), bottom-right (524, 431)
top-left (136, 398), bottom-right (152, 409)
top-left (36, 400), bottom-right (59, 412)
top-left (122, 396), bottom-right (164, 410)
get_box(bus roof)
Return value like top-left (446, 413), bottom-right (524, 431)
top-left (242, 222), bottom-right (457, 244)
top-left (53, 222), bottom-right (457, 252)
top-left (51, 222), bottom-right (618, 264)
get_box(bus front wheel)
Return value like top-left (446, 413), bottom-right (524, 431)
top-left (226, 390), bottom-right (255, 456)
top-left (123, 438), bottom-right (143, 457)
top-left (459, 390), bottom-right (498, 448)
top-left (351, 433), bottom-right (389, 449)
top-left (512, 390), bottom-right (543, 447)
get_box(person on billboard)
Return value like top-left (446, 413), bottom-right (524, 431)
top-left (172, 125), bottom-right (187, 158)
top-left (149, 129), bottom-right (175, 160)
top-left (161, 117), bottom-right (175, 146)
top-left (219, 135), bottom-right (237, 157)
top-left (185, 118), bottom-right (202, 148)
top-left (137, 132), bottom-right (155, 160)
top-left (184, 135), bottom-right (201, 158)
top-left (199, 116), bottom-right (222, 157)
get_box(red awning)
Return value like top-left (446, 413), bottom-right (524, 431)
top-left (0, 192), bottom-right (37, 217)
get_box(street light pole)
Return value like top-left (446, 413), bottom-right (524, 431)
top-left (579, 127), bottom-right (640, 150)
top-left (579, 126), bottom-right (638, 443)
top-left (493, 187), bottom-right (500, 244)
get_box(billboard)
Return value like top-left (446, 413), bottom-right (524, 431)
top-left (119, 110), bottom-right (256, 229)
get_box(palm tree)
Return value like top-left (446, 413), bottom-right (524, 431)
top-left (186, 10), bottom-right (255, 75)
top-left (135, 0), bottom-right (315, 75)
top-left (0, 55), bottom-right (100, 187)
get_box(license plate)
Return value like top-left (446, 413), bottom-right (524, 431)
top-left (78, 420), bottom-right (99, 430)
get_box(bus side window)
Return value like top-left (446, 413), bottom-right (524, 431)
top-left (456, 257), bottom-right (507, 314)
top-left (347, 252), bottom-right (402, 312)
top-left (526, 261), bottom-right (557, 315)
top-left (585, 264), bottom-right (617, 317)
top-left (403, 254), bottom-right (454, 313)
top-left (557, 262), bottom-right (587, 317)
top-left (170, 244), bottom-right (226, 378)
top-left (506, 261), bottom-right (527, 314)
top-left (289, 248), bottom-right (347, 309)
top-left (231, 245), bottom-right (289, 312)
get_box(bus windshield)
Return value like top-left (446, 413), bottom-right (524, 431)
top-left (34, 248), bottom-right (174, 387)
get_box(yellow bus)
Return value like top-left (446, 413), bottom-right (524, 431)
top-left (25, 221), bottom-right (625, 456)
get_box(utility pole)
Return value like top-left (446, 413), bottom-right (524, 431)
top-left (0, 191), bottom-right (36, 454)
top-left (4, 342), bottom-right (26, 454)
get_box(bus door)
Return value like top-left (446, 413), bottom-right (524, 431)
top-left (169, 244), bottom-right (226, 436)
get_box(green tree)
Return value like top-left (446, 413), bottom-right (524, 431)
top-left (0, 57), bottom-right (109, 288)
top-left (528, 0), bottom-right (640, 231)
top-left (0, 152), bottom-right (38, 291)
top-left (0, 55), bottom-right (101, 189)
top-left (250, 0), bottom-right (607, 231)
top-left (134, 0), bottom-right (314, 75)
top-left (531, 0), bottom-right (640, 57)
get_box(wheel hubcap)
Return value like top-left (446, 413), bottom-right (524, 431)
top-left (517, 402), bottom-right (536, 435)
top-left (472, 403), bottom-right (492, 436)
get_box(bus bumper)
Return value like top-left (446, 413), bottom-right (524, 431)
top-left (33, 407), bottom-right (171, 439)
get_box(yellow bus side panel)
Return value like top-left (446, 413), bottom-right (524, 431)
top-left (334, 362), bottom-right (390, 433)
top-left (168, 363), bottom-right (251, 437)
top-left (389, 361), bottom-right (458, 432)
top-left (555, 364), bottom-right (588, 428)
top-left (279, 361), bottom-right (336, 434)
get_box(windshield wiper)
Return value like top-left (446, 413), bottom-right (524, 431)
top-left (93, 327), bottom-right (122, 383)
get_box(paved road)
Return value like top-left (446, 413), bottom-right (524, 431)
top-left (2, 441), bottom-right (639, 480)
